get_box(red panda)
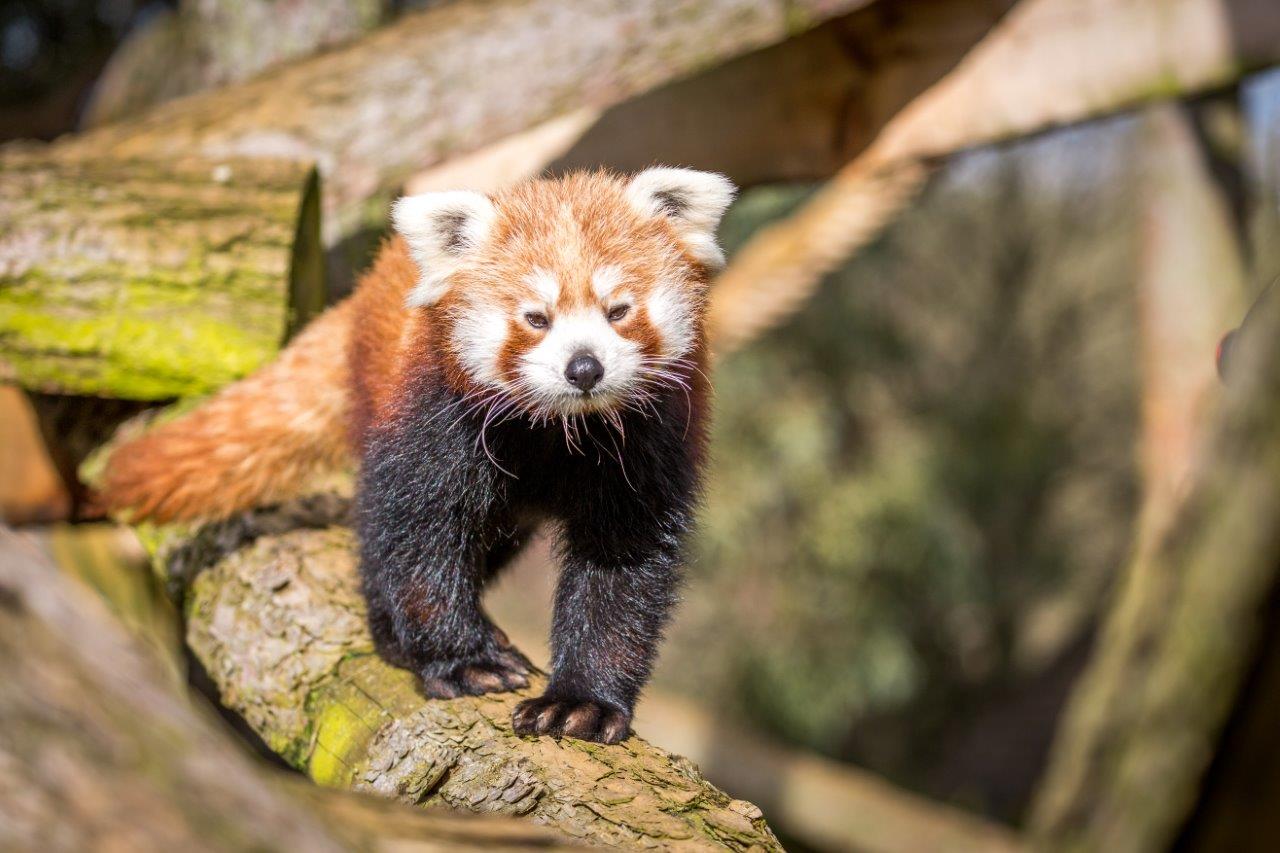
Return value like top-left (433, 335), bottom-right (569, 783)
top-left (101, 168), bottom-right (736, 743)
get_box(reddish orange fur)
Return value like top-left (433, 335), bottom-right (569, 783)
top-left (99, 172), bottom-right (708, 522)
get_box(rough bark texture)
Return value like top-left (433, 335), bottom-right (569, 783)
top-left (1027, 220), bottom-right (1280, 847)
top-left (123, 504), bottom-right (782, 850)
top-left (0, 527), bottom-right (579, 851)
top-left (707, 0), bottom-right (1280, 357)
top-left (55, 0), bottom-right (872, 250)
top-left (0, 151), bottom-right (324, 399)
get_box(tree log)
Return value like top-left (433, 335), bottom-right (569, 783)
top-left (115, 501), bottom-right (781, 850)
top-left (0, 151), bottom-right (324, 399)
top-left (53, 0), bottom-right (873, 251)
top-left (0, 527), bottom-right (580, 851)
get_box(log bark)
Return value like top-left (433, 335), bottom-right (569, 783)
top-left (708, 0), bottom-right (1280, 357)
top-left (0, 151), bottom-right (324, 399)
top-left (1026, 215), bottom-right (1280, 847)
top-left (53, 0), bottom-right (873, 251)
top-left (0, 527), bottom-right (579, 851)
top-left (111, 499), bottom-right (782, 850)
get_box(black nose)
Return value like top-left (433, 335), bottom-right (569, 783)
top-left (565, 353), bottom-right (604, 392)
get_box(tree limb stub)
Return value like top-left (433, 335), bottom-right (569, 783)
top-left (136, 508), bottom-right (782, 850)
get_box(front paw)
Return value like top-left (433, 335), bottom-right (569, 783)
top-left (512, 694), bottom-right (631, 744)
top-left (419, 646), bottom-right (532, 698)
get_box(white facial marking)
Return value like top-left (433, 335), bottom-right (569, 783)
top-left (592, 265), bottom-right (624, 301)
top-left (646, 279), bottom-right (695, 359)
top-left (523, 266), bottom-right (560, 305)
top-left (517, 307), bottom-right (642, 414)
top-left (450, 302), bottom-right (508, 386)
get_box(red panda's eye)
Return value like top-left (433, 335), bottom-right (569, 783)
top-left (524, 311), bottom-right (549, 329)
top-left (607, 305), bottom-right (630, 323)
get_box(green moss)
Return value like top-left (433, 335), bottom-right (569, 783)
top-left (0, 271), bottom-right (284, 398)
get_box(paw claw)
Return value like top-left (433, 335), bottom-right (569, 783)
top-left (418, 647), bottom-right (531, 698)
top-left (512, 695), bottom-right (630, 744)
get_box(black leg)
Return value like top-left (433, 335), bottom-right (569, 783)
top-left (512, 522), bottom-right (684, 743)
top-left (357, 421), bottom-right (530, 698)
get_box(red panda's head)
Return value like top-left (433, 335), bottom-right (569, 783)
top-left (392, 169), bottom-right (735, 420)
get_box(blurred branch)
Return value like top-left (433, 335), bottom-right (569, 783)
top-left (710, 0), bottom-right (1280, 357)
top-left (1132, 102), bottom-right (1250, 553)
top-left (1028, 220), bottom-right (1280, 847)
top-left (0, 388), bottom-right (70, 524)
top-left (707, 157), bottom-right (930, 356)
top-left (0, 526), bottom-right (578, 851)
top-left (635, 691), bottom-right (1022, 853)
top-left (0, 152), bottom-right (324, 399)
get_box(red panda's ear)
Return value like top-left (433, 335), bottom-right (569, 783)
top-left (392, 191), bottom-right (497, 307)
top-left (624, 167), bottom-right (737, 269)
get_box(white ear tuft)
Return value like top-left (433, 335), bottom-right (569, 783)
top-left (624, 167), bottom-right (737, 269)
top-left (392, 191), bottom-right (497, 307)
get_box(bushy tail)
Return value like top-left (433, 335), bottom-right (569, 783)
top-left (99, 300), bottom-right (356, 523)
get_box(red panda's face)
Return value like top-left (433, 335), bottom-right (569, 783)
top-left (392, 169), bottom-right (735, 420)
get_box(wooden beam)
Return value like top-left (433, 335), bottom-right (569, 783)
top-left (97, 497), bottom-right (783, 850)
top-left (1027, 129), bottom-right (1280, 849)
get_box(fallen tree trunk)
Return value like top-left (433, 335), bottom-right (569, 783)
top-left (0, 151), bottom-right (324, 399)
top-left (708, 0), bottom-right (1280, 357)
top-left (113, 499), bottom-right (781, 850)
top-left (0, 527), bottom-right (578, 851)
top-left (53, 0), bottom-right (873, 250)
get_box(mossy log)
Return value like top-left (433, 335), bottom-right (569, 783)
top-left (1027, 231), bottom-right (1280, 847)
top-left (0, 527), bottom-right (579, 851)
top-left (0, 152), bottom-right (323, 399)
top-left (118, 498), bottom-right (781, 851)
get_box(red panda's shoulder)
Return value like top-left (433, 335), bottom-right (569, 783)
top-left (347, 237), bottom-right (424, 436)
